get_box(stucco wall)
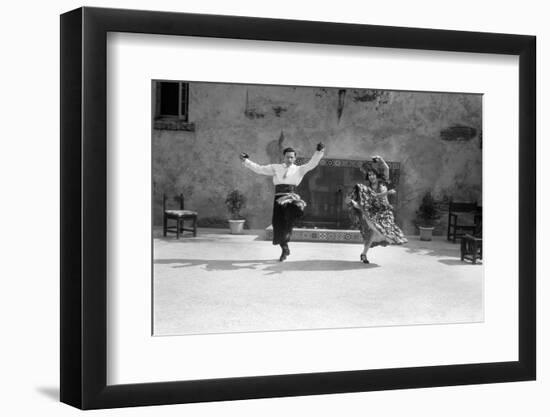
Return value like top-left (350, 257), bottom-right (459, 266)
top-left (153, 82), bottom-right (482, 234)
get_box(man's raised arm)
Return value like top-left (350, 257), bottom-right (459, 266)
top-left (299, 143), bottom-right (325, 174)
top-left (240, 152), bottom-right (275, 176)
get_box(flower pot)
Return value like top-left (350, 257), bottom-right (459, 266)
top-left (228, 219), bottom-right (245, 234)
top-left (418, 226), bottom-right (434, 241)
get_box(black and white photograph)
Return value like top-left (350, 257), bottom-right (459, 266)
top-left (152, 80), bottom-right (483, 336)
top-left (2, 0), bottom-right (544, 415)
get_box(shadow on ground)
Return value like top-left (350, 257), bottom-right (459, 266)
top-left (154, 258), bottom-right (380, 274)
top-left (404, 239), bottom-right (472, 259)
top-left (438, 259), bottom-right (483, 266)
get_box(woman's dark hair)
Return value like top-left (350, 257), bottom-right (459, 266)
top-left (361, 160), bottom-right (390, 185)
top-left (365, 168), bottom-right (391, 189)
top-left (283, 147), bottom-right (296, 156)
top-left (364, 168), bottom-right (382, 182)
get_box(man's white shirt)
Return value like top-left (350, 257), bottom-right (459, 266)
top-left (242, 150), bottom-right (325, 185)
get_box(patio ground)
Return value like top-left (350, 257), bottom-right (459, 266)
top-left (153, 228), bottom-right (483, 336)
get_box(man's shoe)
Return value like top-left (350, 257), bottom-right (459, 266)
top-left (280, 247), bottom-right (290, 262)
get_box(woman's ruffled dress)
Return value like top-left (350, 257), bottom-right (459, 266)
top-left (348, 183), bottom-right (408, 246)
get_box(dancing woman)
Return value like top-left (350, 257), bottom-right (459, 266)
top-left (348, 155), bottom-right (407, 264)
top-left (240, 143), bottom-right (325, 261)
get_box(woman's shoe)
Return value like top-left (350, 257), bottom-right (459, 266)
top-left (360, 254), bottom-right (370, 264)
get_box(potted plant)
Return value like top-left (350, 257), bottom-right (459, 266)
top-left (225, 189), bottom-right (247, 234)
top-left (415, 192), bottom-right (441, 241)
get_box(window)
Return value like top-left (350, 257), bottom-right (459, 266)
top-left (154, 81), bottom-right (194, 131)
top-left (156, 81), bottom-right (189, 121)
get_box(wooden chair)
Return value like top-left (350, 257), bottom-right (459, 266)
top-left (461, 234), bottom-right (482, 263)
top-left (163, 193), bottom-right (198, 238)
top-left (447, 199), bottom-right (481, 243)
top-left (460, 213), bottom-right (482, 263)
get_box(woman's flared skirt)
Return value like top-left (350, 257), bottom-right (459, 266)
top-left (353, 208), bottom-right (408, 246)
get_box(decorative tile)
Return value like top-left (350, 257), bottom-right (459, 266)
top-left (296, 157), bottom-right (400, 185)
top-left (264, 226), bottom-right (363, 243)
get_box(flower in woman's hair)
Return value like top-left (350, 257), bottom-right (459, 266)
top-left (359, 161), bottom-right (371, 173)
top-left (360, 161), bottom-right (380, 176)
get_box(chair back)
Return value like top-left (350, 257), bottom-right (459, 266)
top-left (449, 199), bottom-right (477, 212)
top-left (448, 198), bottom-right (482, 232)
top-left (163, 193), bottom-right (184, 211)
top-left (473, 212), bottom-right (482, 236)
top-left (448, 199), bottom-right (478, 216)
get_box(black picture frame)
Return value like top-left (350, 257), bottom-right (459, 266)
top-left (60, 6), bottom-right (536, 410)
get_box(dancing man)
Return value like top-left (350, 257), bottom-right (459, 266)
top-left (240, 143), bottom-right (325, 261)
